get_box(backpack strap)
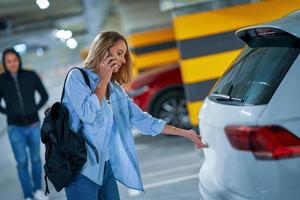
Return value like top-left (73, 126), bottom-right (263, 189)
top-left (44, 173), bottom-right (50, 195)
top-left (60, 67), bottom-right (91, 103)
top-left (60, 67), bottom-right (100, 164)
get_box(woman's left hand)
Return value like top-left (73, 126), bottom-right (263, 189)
top-left (185, 129), bottom-right (208, 149)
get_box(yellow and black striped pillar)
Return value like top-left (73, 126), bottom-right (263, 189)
top-left (172, 0), bottom-right (300, 126)
top-left (127, 27), bottom-right (180, 75)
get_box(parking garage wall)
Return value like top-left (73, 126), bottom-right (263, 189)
top-left (172, 0), bottom-right (300, 125)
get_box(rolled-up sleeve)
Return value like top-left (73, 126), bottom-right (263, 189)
top-left (126, 94), bottom-right (166, 136)
top-left (65, 69), bottom-right (103, 124)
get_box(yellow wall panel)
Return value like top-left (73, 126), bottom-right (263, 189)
top-left (180, 49), bottom-right (241, 84)
top-left (187, 101), bottom-right (203, 126)
top-left (127, 28), bottom-right (175, 48)
top-left (173, 0), bottom-right (300, 40)
top-left (133, 48), bottom-right (180, 71)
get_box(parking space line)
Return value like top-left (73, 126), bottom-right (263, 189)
top-left (127, 173), bottom-right (199, 196)
top-left (128, 189), bottom-right (143, 197)
top-left (144, 173), bottom-right (199, 189)
top-left (142, 163), bottom-right (200, 179)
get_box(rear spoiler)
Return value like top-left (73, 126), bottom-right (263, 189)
top-left (235, 9), bottom-right (300, 46)
top-left (235, 26), bottom-right (300, 48)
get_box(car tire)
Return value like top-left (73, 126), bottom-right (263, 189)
top-left (151, 90), bottom-right (191, 129)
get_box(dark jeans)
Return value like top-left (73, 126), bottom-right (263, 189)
top-left (7, 122), bottom-right (42, 199)
top-left (65, 160), bottom-right (120, 200)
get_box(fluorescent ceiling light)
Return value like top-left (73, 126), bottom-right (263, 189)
top-left (14, 44), bottom-right (27, 54)
top-left (66, 38), bottom-right (78, 49)
top-left (36, 0), bottom-right (50, 10)
top-left (55, 30), bottom-right (73, 40)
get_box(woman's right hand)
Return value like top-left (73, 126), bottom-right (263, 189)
top-left (98, 52), bottom-right (118, 82)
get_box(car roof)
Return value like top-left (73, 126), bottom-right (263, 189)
top-left (236, 9), bottom-right (300, 41)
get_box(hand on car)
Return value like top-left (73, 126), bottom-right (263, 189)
top-left (186, 129), bottom-right (208, 149)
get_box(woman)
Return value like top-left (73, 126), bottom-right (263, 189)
top-left (63, 31), bottom-right (207, 200)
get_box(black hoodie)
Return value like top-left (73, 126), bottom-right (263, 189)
top-left (0, 48), bottom-right (49, 126)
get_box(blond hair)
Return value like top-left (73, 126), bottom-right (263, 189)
top-left (83, 31), bottom-right (132, 85)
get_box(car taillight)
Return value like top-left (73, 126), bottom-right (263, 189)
top-left (225, 125), bottom-right (300, 160)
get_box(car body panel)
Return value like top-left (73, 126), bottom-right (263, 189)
top-left (198, 10), bottom-right (300, 200)
top-left (199, 98), bottom-right (300, 200)
top-left (199, 100), bottom-right (266, 199)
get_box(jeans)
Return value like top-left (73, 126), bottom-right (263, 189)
top-left (65, 160), bottom-right (120, 200)
top-left (8, 122), bottom-right (42, 199)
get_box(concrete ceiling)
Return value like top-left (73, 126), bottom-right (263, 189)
top-left (119, 0), bottom-right (172, 34)
top-left (0, 0), bottom-right (83, 28)
top-left (0, 0), bottom-right (111, 53)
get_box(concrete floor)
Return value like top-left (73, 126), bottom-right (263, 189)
top-left (0, 131), bottom-right (204, 200)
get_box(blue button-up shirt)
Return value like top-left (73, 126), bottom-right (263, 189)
top-left (62, 68), bottom-right (166, 191)
top-left (104, 103), bottom-right (113, 162)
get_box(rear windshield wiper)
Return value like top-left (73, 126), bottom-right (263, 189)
top-left (210, 93), bottom-right (244, 102)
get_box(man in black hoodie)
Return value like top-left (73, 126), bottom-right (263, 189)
top-left (0, 48), bottom-right (49, 200)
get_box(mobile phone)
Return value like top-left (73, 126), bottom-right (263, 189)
top-left (107, 50), bottom-right (112, 57)
top-left (107, 51), bottom-right (115, 67)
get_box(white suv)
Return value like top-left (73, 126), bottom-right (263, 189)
top-left (198, 10), bottom-right (300, 200)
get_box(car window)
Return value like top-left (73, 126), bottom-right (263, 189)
top-left (209, 45), bottom-right (299, 105)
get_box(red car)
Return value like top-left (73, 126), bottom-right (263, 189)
top-left (127, 64), bottom-right (191, 129)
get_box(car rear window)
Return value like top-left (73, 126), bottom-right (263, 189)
top-left (209, 35), bottom-right (300, 105)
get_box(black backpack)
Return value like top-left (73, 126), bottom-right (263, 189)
top-left (41, 67), bottom-right (99, 195)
